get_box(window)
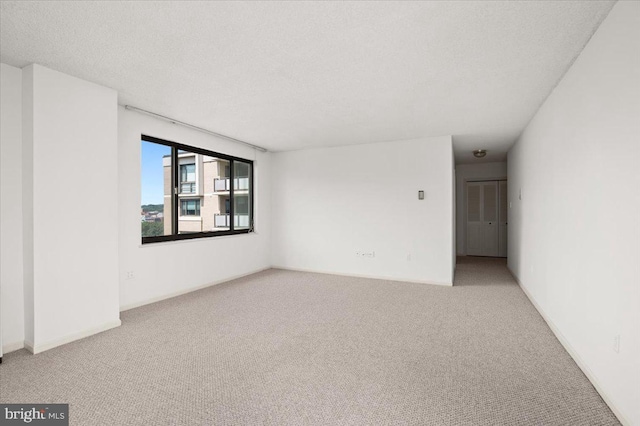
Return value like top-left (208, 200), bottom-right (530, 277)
top-left (180, 163), bottom-right (195, 182)
top-left (180, 163), bottom-right (196, 194)
top-left (180, 199), bottom-right (200, 216)
top-left (140, 135), bottom-right (254, 243)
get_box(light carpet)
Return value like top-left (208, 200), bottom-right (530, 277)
top-left (0, 257), bottom-right (619, 425)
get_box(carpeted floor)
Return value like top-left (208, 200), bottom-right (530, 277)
top-left (0, 257), bottom-right (619, 425)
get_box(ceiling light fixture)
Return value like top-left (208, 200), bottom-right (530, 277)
top-left (473, 149), bottom-right (487, 158)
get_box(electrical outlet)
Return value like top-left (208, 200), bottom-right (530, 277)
top-left (126, 271), bottom-right (135, 280)
top-left (613, 335), bottom-right (620, 354)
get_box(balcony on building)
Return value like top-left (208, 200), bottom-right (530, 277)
top-left (213, 176), bottom-right (250, 193)
top-left (180, 182), bottom-right (196, 194)
top-left (213, 213), bottom-right (250, 229)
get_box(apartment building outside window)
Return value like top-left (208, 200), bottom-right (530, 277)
top-left (140, 135), bottom-right (254, 243)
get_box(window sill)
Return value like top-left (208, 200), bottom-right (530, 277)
top-left (140, 229), bottom-right (256, 247)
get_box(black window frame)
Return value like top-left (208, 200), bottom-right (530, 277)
top-left (141, 134), bottom-right (254, 244)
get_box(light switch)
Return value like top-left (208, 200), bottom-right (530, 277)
top-left (418, 190), bottom-right (425, 200)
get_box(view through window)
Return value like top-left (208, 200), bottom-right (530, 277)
top-left (141, 135), bottom-right (254, 243)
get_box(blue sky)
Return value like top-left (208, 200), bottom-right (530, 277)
top-left (141, 141), bottom-right (170, 205)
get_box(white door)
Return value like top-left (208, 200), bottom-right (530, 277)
top-left (466, 180), bottom-right (501, 257)
top-left (466, 182), bottom-right (483, 256)
top-left (481, 181), bottom-right (499, 256)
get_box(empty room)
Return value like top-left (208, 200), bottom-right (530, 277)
top-left (0, 1), bottom-right (638, 425)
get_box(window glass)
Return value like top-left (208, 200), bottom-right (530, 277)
top-left (177, 151), bottom-right (202, 234)
top-left (180, 199), bottom-right (200, 216)
top-left (233, 161), bottom-right (251, 230)
top-left (141, 141), bottom-right (172, 237)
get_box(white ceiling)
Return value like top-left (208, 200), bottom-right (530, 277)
top-left (0, 1), bottom-right (614, 163)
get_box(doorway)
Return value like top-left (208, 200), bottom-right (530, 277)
top-left (466, 180), bottom-right (507, 257)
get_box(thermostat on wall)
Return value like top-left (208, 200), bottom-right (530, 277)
top-left (418, 190), bottom-right (425, 200)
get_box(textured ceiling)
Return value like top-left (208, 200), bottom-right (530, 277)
top-left (0, 1), bottom-right (614, 162)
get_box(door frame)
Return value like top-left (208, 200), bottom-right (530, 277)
top-left (462, 176), bottom-right (507, 257)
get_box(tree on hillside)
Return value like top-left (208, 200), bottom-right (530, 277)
top-left (141, 221), bottom-right (164, 237)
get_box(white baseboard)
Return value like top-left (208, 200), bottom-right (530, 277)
top-left (507, 267), bottom-right (629, 426)
top-left (2, 340), bottom-right (25, 354)
top-left (120, 266), bottom-right (272, 312)
top-left (26, 319), bottom-right (122, 355)
top-left (272, 265), bottom-right (453, 287)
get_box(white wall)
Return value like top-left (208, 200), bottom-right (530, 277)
top-left (0, 63), bottom-right (25, 353)
top-left (271, 136), bottom-right (454, 285)
top-left (455, 162), bottom-right (507, 255)
top-left (22, 65), bottom-right (34, 348)
top-left (118, 106), bottom-right (272, 310)
top-left (2, 64), bottom-right (271, 352)
top-left (508, 2), bottom-right (640, 424)
top-left (23, 64), bottom-right (120, 353)
top-left (451, 147), bottom-right (456, 277)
